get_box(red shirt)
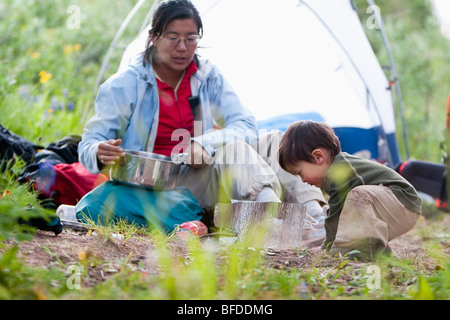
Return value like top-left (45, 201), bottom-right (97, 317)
top-left (153, 61), bottom-right (197, 156)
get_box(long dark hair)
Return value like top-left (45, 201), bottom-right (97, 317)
top-left (143, 0), bottom-right (203, 66)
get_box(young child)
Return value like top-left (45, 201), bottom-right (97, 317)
top-left (278, 120), bottom-right (422, 259)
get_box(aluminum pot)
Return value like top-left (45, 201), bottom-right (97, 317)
top-left (110, 150), bottom-right (188, 189)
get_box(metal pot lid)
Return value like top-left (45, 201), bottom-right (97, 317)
top-left (124, 150), bottom-right (172, 162)
top-left (123, 150), bottom-right (188, 164)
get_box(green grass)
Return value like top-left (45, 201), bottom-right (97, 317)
top-left (1, 0), bottom-right (450, 301)
top-left (1, 0), bottom-right (152, 143)
top-left (0, 188), bottom-right (449, 300)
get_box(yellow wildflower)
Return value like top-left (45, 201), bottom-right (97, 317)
top-left (78, 248), bottom-right (87, 261)
top-left (33, 286), bottom-right (48, 300)
top-left (31, 52), bottom-right (40, 59)
top-left (74, 43), bottom-right (82, 51)
top-left (39, 71), bottom-right (52, 84)
top-left (63, 45), bottom-right (73, 55)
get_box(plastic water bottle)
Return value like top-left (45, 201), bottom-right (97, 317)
top-left (56, 205), bottom-right (77, 221)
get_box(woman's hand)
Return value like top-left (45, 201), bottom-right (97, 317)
top-left (97, 139), bottom-right (126, 166)
top-left (186, 141), bottom-right (211, 168)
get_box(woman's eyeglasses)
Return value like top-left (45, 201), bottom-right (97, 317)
top-left (162, 34), bottom-right (201, 46)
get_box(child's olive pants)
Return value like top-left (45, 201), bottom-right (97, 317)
top-left (332, 185), bottom-right (419, 253)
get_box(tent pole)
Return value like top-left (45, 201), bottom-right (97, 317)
top-left (138, 0), bottom-right (162, 35)
top-left (93, 0), bottom-right (147, 94)
top-left (83, 0), bottom-right (161, 123)
top-left (366, 0), bottom-right (410, 160)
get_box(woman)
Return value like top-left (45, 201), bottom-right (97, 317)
top-left (78, 0), bottom-right (285, 215)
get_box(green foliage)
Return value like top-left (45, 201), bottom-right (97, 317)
top-left (0, 159), bottom-right (55, 242)
top-left (0, 246), bottom-right (35, 299)
top-left (0, 0), bottom-right (152, 146)
top-left (354, 0), bottom-right (450, 162)
top-left (420, 264), bottom-right (450, 299)
top-left (0, 246), bottom-right (71, 300)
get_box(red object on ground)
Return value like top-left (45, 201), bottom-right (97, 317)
top-left (176, 220), bottom-right (208, 239)
top-left (35, 162), bottom-right (108, 206)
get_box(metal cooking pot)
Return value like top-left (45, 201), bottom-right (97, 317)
top-left (110, 150), bottom-right (188, 189)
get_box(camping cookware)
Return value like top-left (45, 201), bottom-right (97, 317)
top-left (110, 150), bottom-right (188, 189)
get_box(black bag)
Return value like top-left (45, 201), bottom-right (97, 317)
top-left (33, 134), bottom-right (81, 164)
top-left (18, 134), bottom-right (83, 209)
top-left (18, 214), bottom-right (63, 236)
top-left (0, 124), bottom-right (43, 168)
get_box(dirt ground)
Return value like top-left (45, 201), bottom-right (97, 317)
top-left (13, 227), bottom-right (315, 283)
top-left (8, 212), bottom-right (450, 289)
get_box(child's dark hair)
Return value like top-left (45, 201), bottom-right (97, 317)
top-left (143, 0), bottom-right (203, 65)
top-left (279, 120), bottom-right (341, 172)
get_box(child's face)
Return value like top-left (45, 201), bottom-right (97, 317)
top-left (287, 148), bottom-right (331, 188)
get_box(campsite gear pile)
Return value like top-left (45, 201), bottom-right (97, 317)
top-left (0, 125), bottom-right (63, 234)
top-left (0, 127), bottom-right (115, 234)
top-left (17, 135), bottom-right (108, 209)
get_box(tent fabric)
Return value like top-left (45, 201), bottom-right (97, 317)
top-left (119, 0), bottom-right (401, 166)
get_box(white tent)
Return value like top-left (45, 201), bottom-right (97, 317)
top-left (118, 0), bottom-right (403, 167)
